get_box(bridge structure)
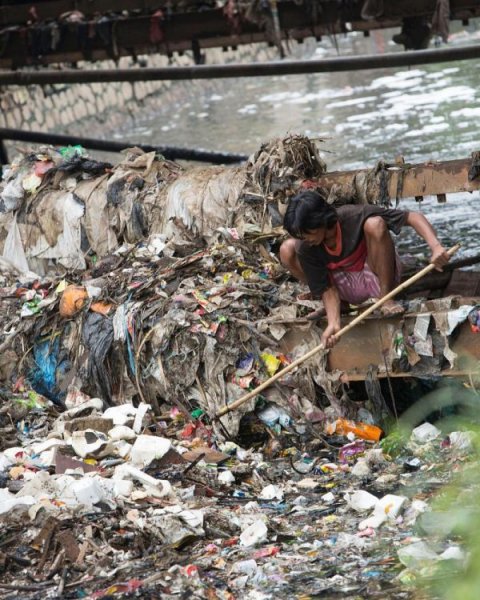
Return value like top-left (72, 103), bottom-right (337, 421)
top-left (0, 0), bottom-right (479, 68)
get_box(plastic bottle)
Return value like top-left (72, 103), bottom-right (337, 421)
top-left (335, 418), bottom-right (383, 442)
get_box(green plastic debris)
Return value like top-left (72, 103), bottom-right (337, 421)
top-left (58, 145), bottom-right (86, 160)
top-left (191, 408), bottom-right (204, 420)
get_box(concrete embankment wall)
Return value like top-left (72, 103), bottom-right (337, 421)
top-left (0, 43), bottom-right (279, 154)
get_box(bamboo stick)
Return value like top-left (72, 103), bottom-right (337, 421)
top-left (216, 244), bottom-right (460, 418)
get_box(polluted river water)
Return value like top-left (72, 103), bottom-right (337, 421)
top-left (117, 26), bottom-right (480, 266)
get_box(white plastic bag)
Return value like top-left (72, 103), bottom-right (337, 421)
top-left (2, 214), bottom-right (29, 273)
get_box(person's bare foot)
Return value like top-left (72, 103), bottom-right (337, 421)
top-left (306, 306), bottom-right (326, 320)
top-left (306, 300), bottom-right (350, 321)
top-left (297, 291), bottom-right (313, 301)
top-left (379, 300), bottom-right (405, 317)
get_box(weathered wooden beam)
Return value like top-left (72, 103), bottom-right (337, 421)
top-left (317, 158), bottom-right (480, 201)
top-left (327, 313), bottom-right (480, 381)
top-left (279, 302), bottom-right (479, 382)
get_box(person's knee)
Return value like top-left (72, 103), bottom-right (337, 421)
top-left (364, 216), bottom-right (388, 240)
top-left (279, 238), bottom-right (297, 267)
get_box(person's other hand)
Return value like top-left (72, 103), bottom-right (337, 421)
top-left (431, 244), bottom-right (450, 271)
top-left (321, 323), bottom-right (340, 349)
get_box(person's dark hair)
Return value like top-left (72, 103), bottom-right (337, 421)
top-left (283, 190), bottom-right (338, 238)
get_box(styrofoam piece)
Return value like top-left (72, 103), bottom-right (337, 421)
top-left (351, 459), bottom-right (371, 478)
top-left (411, 422), bottom-right (441, 444)
top-left (103, 404), bottom-right (138, 426)
top-left (114, 479), bottom-right (134, 497)
top-left (71, 477), bottom-right (105, 506)
top-left (71, 429), bottom-right (109, 458)
top-left (239, 520), bottom-right (268, 547)
top-left (0, 488), bottom-right (36, 515)
top-left (449, 431), bottom-right (475, 451)
top-left (111, 440), bottom-right (132, 459)
top-left (232, 559), bottom-right (258, 577)
top-left (62, 398), bottom-right (104, 417)
top-left (179, 509), bottom-right (204, 529)
top-left (359, 494), bottom-right (407, 530)
top-left (345, 490), bottom-right (378, 512)
top-left (321, 492), bottom-right (335, 504)
top-left (129, 435), bottom-right (172, 468)
top-left (218, 470), bottom-right (235, 485)
top-left (54, 474), bottom-right (77, 500)
top-left (108, 425), bottom-right (136, 441)
top-left (113, 463), bottom-right (172, 497)
top-left (133, 402), bottom-right (151, 434)
top-left (17, 471), bottom-right (58, 499)
top-left (259, 484), bottom-right (284, 501)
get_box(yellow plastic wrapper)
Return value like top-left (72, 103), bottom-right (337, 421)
top-left (260, 352), bottom-right (281, 376)
top-left (55, 280), bottom-right (68, 294)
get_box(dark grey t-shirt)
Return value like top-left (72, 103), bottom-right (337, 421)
top-left (297, 204), bottom-right (408, 298)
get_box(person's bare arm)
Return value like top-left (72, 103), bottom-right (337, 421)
top-left (405, 212), bottom-right (450, 271)
top-left (321, 285), bottom-right (341, 348)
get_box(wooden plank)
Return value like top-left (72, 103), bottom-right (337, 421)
top-left (317, 158), bottom-right (480, 202)
top-left (326, 312), bottom-right (480, 380)
top-left (278, 305), bottom-right (479, 382)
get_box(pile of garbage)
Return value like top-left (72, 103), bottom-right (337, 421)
top-left (0, 138), bottom-right (478, 435)
top-left (0, 137), bottom-right (479, 597)
top-left (0, 385), bottom-right (477, 598)
top-left (0, 136), bottom-right (333, 435)
top-left (0, 135), bottom-right (326, 276)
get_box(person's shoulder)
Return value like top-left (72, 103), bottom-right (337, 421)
top-left (339, 203), bottom-right (405, 216)
top-left (337, 203), bottom-right (366, 217)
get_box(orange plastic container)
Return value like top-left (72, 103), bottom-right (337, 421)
top-left (59, 285), bottom-right (88, 318)
top-left (335, 418), bottom-right (383, 442)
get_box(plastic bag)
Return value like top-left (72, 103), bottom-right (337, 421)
top-left (2, 214), bottom-right (29, 273)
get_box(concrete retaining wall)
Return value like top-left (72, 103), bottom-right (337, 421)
top-left (0, 43), bottom-right (279, 151)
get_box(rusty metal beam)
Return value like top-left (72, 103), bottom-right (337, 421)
top-left (317, 157), bottom-right (480, 202)
top-left (0, 127), bottom-right (247, 164)
top-left (1, 43), bottom-right (480, 83)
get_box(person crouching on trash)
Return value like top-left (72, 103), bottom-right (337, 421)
top-left (280, 190), bottom-right (450, 349)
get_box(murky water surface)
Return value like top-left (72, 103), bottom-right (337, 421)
top-left (119, 28), bottom-right (480, 264)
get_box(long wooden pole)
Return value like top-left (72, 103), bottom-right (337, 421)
top-left (216, 244), bottom-right (461, 418)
